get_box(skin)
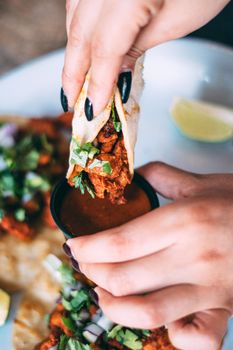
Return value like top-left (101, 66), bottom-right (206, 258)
top-left (67, 162), bottom-right (233, 350)
top-left (63, 0), bottom-right (230, 114)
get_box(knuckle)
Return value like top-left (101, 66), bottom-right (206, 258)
top-left (62, 68), bottom-right (84, 89)
top-left (68, 28), bottom-right (86, 49)
top-left (92, 38), bottom-right (110, 59)
top-left (109, 229), bottom-right (132, 258)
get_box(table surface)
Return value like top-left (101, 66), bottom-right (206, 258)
top-left (0, 0), bottom-right (232, 74)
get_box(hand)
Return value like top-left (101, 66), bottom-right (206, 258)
top-left (62, 0), bottom-right (229, 115)
top-left (67, 162), bottom-right (233, 350)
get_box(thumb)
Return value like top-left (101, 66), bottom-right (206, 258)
top-left (168, 309), bottom-right (230, 350)
top-left (137, 162), bottom-right (201, 200)
top-left (137, 162), bottom-right (233, 201)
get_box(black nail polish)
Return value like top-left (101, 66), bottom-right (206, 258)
top-left (89, 289), bottom-right (99, 305)
top-left (60, 87), bottom-right (68, 112)
top-left (117, 71), bottom-right (132, 104)
top-left (71, 257), bottom-right (81, 273)
top-left (84, 97), bottom-right (94, 121)
top-left (63, 243), bottom-right (73, 258)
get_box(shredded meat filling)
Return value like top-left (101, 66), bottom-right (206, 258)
top-left (70, 116), bottom-right (131, 204)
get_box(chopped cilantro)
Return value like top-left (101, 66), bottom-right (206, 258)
top-left (40, 134), bottom-right (53, 154)
top-left (0, 173), bottom-right (15, 197)
top-left (14, 208), bottom-right (26, 222)
top-left (108, 326), bottom-right (142, 350)
top-left (108, 325), bottom-right (123, 338)
top-left (111, 102), bottom-right (122, 132)
top-left (88, 159), bottom-right (112, 174)
top-left (70, 289), bottom-right (90, 310)
top-left (142, 330), bottom-right (151, 337)
top-left (62, 316), bottom-right (77, 333)
top-left (58, 263), bottom-right (76, 285)
top-left (62, 289), bottom-right (90, 312)
top-left (71, 139), bottom-right (99, 167)
top-left (102, 162), bottom-right (112, 174)
top-left (24, 172), bottom-right (50, 192)
top-left (71, 150), bottom-right (89, 168)
top-left (19, 149), bottom-right (40, 171)
top-left (0, 208), bottom-right (5, 221)
top-left (58, 334), bottom-right (69, 350)
top-left (72, 172), bottom-right (95, 199)
top-left (66, 338), bottom-right (92, 350)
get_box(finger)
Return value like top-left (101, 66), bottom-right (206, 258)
top-left (88, 0), bottom-right (162, 116)
top-left (137, 162), bottom-right (233, 200)
top-left (133, 0), bottom-right (230, 49)
top-left (67, 200), bottom-right (184, 263)
top-left (168, 309), bottom-right (230, 350)
top-left (95, 285), bottom-right (226, 329)
top-left (79, 246), bottom-right (192, 297)
top-left (62, 0), bottom-right (104, 107)
top-left (66, 0), bottom-right (80, 35)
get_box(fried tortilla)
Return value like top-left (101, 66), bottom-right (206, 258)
top-left (67, 58), bottom-right (144, 204)
top-left (0, 114), bottom-right (70, 349)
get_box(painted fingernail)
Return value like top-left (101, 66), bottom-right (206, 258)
top-left (84, 97), bottom-right (93, 121)
top-left (89, 289), bottom-right (99, 305)
top-left (63, 243), bottom-right (73, 258)
top-left (117, 71), bottom-right (132, 104)
top-left (71, 257), bottom-right (81, 273)
top-left (60, 87), bottom-right (68, 112)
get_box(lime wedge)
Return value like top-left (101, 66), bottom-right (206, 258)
top-left (170, 97), bottom-right (233, 142)
top-left (0, 288), bottom-right (10, 326)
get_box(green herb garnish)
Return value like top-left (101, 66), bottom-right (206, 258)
top-left (66, 338), bottom-right (92, 350)
top-left (58, 334), bottom-right (69, 350)
top-left (108, 326), bottom-right (142, 350)
top-left (71, 139), bottom-right (99, 167)
top-left (0, 208), bottom-right (5, 222)
top-left (24, 172), bottom-right (50, 192)
top-left (14, 208), bottom-right (26, 222)
top-left (88, 159), bottom-right (112, 174)
top-left (112, 102), bottom-right (122, 132)
top-left (72, 172), bottom-right (95, 198)
top-left (58, 263), bottom-right (76, 285)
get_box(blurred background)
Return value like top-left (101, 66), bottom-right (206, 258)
top-left (0, 0), bottom-right (232, 75)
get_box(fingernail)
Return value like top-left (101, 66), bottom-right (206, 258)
top-left (60, 87), bottom-right (68, 112)
top-left (89, 289), bottom-right (99, 305)
top-left (63, 243), bottom-right (73, 258)
top-left (84, 97), bottom-right (93, 121)
top-left (71, 257), bottom-right (81, 273)
top-left (117, 71), bottom-right (132, 104)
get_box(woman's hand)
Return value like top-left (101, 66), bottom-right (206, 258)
top-left (67, 162), bottom-right (233, 350)
top-left (62, 0), bottom-right (229, 116)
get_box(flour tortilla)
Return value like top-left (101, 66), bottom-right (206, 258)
top-left (67, 57), bottom-right (144, 179)
top-left (0, 115), bottom-right (67, 349)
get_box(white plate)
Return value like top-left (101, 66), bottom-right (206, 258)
top-left (0, 38), bottom-right (232, 349)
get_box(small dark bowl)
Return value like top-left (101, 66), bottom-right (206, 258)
top-left (50, 172), bottom-right (159, 240)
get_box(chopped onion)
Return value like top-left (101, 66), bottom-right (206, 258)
top-left (97, 314), bottom-right (114, 331)
top-left (0, 123), bottom-right (17, 148)
top-left (83, 323), bottom-right (104, 343)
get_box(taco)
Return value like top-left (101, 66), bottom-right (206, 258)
top-left (67, 59), bottom-right (144, 204)
top-left (36, 258), bottom-right (178, 350)
top-left (0, 114), bottom-right (70, 240)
